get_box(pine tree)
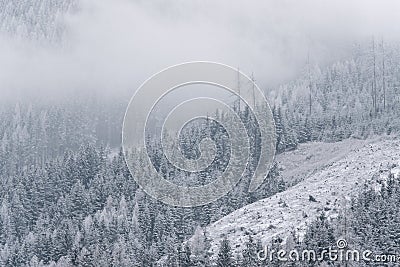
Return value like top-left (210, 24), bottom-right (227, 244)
top-left (216, 237), bottom-right (234, 267)
top-left (242, 236), bottom-right (259, 266)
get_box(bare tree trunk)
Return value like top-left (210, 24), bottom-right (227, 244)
top-left (307, 52), bottom-right (312, 116)
top-left (382, 38), bottom-right (386, 111)
top-left (372, 37), bottom-right (377, 114)
top-left (251, 72), bottom-right (256, 109)
top-left (237, 68), bottom-right (241, 112)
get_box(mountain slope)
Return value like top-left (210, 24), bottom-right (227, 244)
top-left (276, 137), bottom-right (367, 185)
top-left (201, 136), bottom-right (400, 255)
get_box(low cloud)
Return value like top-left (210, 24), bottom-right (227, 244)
top-left (1, 0), bottom-right (399, 101)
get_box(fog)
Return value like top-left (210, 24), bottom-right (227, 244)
top-left (1, 0), bottom-right (400, 101)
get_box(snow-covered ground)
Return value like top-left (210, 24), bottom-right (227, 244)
top-left (276, 138), bottom-right (368, 185)
top-left (200, 136), bottom-right (400, 255)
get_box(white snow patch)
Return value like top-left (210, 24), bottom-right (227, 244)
top-left (200, 136), bottom-right (400, 255)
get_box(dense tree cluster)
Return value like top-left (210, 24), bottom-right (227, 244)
top-left (0, 101), bottom-right (284, 266)
top-left (0, 0), bottom-right (76, 42)
top-left (271, 42), bottom-right (400, 153)
top-left (271, 165), bottom-right (400, 267)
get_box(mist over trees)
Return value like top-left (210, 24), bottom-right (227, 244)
top-left (271, 42), bottom-right (400, 152)
top-left (0, 40), bottom-right (399, 266)
top-left (1, 1), bottom-right (400, 266)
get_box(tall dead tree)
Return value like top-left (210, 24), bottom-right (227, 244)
top-left (250, 72), bottom-right (256, 108)
top-left (382, 38), bottom-right (386, 111)
top-left (372, 37), bottom-right (378, 114)
top-left (237, 67), bottom-right (241, 112)
top-left (307, 52), bottom-right (312, 116)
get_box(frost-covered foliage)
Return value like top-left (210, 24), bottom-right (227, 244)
top-left (271, 42), bottom-right (400, 152)
top-left (279, 165), bottom-right (400, 267)
top-left (0, 100), bottom-right (284, 266)
top-left (0, 0), bottom-right (76, 42)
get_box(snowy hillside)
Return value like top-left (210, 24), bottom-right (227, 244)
top-left (275, 138), bottom-right (367, 185)
top-left (201, 136), bottom-right (400, 255)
